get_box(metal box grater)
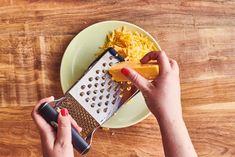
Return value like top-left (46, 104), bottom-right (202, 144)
top-left (38, 48), bottom-right (139, 154)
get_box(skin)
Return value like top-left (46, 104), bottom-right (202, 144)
top-left (31, 96), bottom-right (82, 157)
top-left (32, 51), bottom-right (197, 157)
top-left (122, 51), bottom-right (197, 157)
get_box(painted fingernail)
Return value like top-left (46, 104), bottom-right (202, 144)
top-left (61, 108), bottom-right (68, 116)
top-left (121, 68), bottom-right (129, 76)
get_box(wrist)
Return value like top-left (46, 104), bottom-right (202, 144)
top-left (153, 108), bottom-right (184, 125)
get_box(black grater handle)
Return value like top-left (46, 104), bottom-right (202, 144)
top-left (38, 103), bottom-right (90, 155)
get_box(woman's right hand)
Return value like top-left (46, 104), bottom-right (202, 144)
top-left (121, 51), bottom-right (182, 121)
top-left (121, 51), bottom-right (197, 157)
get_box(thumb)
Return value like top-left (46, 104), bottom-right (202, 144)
top-left (56, 108), bottom-right (72, 146)
top-left (121, 67), bottom-right (151, 93)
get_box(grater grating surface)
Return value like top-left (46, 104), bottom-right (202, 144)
top-left (57, 48), bottom-right (139, 138)
top-left (60, 94), bottom-right (100, 138)
top-left (68, 50), bottom-right (122, 124)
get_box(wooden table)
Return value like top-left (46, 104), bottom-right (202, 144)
top-left (0, 1), bottom-right (235, 156)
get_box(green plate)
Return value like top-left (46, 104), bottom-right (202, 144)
top-left (60, 20), bottom-right (161, 128)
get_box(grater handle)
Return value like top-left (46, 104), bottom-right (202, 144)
top-left (38, 103), bottom-right (90, 155)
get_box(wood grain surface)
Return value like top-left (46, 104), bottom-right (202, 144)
top-left (0, 0), bottom-right (235, 157)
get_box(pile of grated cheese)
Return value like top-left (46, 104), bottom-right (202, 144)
top-left (97, 27), bottom-right (157, 61)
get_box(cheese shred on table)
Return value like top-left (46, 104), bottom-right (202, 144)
top-left (97, 27), bottom-right (157, 61)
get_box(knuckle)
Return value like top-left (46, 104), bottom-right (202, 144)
top-left (31, 109), bottom-right (36, 119)
top-left (161, 70), bottom-right (170, 76)
top-left (159, 50), bottom-right (165, 56)
top-left (132, 74), bottom-right (139, 83)
top-left (59, 121), bottom-right (69, 129)
top-left (56, 140), bottom-right (71, 149)
top-left (59, 119), bottom-right (70, 129)
top-left (141, 86), bottom-right (151, 94)
top-left (130, 73), bottom-right (139, 84)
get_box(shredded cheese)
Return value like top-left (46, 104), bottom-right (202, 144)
top-left (97, 27), bottom-right (157, 61)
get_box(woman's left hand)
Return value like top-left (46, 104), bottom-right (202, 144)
top-left (32, 96), bottom-right (82, 157)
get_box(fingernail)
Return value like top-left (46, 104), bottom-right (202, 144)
top-left (61, 108), bottom-right (68, 116)
top-left (121, 68), bottom-right (129, 76)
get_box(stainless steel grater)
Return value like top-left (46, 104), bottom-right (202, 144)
top-left (38, 48), bottom-right (139, 155)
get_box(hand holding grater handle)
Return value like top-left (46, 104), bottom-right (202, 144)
top-left (37, 48), bottom-right (138, 155)
top-left (38, 103), bottom-right (90, 155)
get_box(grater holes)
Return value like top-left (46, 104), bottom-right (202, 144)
top-left (92, 96), bottom-right (96, 101)
top-left (101, 82), bottom-right (105, 87)
top-left (100, 89), bottom-right (104, 93)
top-left (103, 107), bottom-right (108, 112)
top-left (94, 83), bottom-right (98, 87)
top-left (106, 94), bottom-right (110, 99)
top-left (102, 63), bottom-right (107, 67)
top-left (112, 99), bottom-right (116, 104)
top-left (107, 86), bottom-right (112, 92)
top-left (88, 84), bottom-right (92, 88)
top-left (97, 109), bottom-right (101, 114)
top-left (80, 92), bottom-right (85, 96)
top-left (81, 85), bottom-right (86, 89)
top-left (91, 103), bottom-right (95, 108)
top-left (109, 56), bottom-right (113, 60)
top-left (105, 101), bottom-right (109, 106)
top-left (127, 81), bottom-right (132, 85)
top-left (108, 80), bottom-right (112, 85)
top-left (102, 69), bottom-right (106, 73)
top-left (127, 86), bottom-right (132, 91)
top-left (102, 76), bottom-right (106, 80)
top-left (88, 77), bottom-right (93, 82)
top-left (85, 98), bottom-right (90, 102)
top-left (96, 70), bottom-right (100, 74)
top-left (109, 62), bottom-right (113, 66)
top-left (95, 76), bottom-right (100, 81)
top-left (114, 86), bottom-right (119, 91)
top-left (93, 90), bottom-right (98, 94)
top-left (99, 96), bottom-right (103, 100)
top-left (86, 91), bottom-right (91, 95)
top-left (98, 102), bottom-right (102, 107)
top-left (107, 74), bottom-right (111, 79)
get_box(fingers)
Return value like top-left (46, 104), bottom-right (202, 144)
top-left (31, 96), bottom-right (55, 148)
top-left (140, 51), bottom-right (171, 74)
top-left (121, 67), bottom-right (152, 93)
top-left (69, 115), bottom-right (82, 132)
top-left (169, 58), bottom-right (179, 73)
top-left (56, 108), bottom-right (72, 146)
top-left (32, 96), bottom-right (55, 120)
top-left (32, 96), bottom-right (55, 130)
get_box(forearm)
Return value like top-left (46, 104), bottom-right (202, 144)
top-left (155, 111), bottom-right (197, 157)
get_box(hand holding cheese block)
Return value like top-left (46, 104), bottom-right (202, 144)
top-left (115, 51), bottom-right (197, 157)
top-left (108, 61), bottom-right (159, 82)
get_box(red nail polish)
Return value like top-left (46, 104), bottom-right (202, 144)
top-left (61, 108), bottom-right (68, 116)
top-left (121, 68), bottom-right (129, 76)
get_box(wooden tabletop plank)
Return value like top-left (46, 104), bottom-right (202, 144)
top-left (0, 0), bottom-right (235, 156)
top-left (0, 105), bottom-right (235, 156)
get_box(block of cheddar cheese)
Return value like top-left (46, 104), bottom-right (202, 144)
top-left (108, 61), bottom-right (159, 82)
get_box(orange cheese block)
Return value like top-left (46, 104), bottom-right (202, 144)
top-left (108, 61), bottom-right (159, 82)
